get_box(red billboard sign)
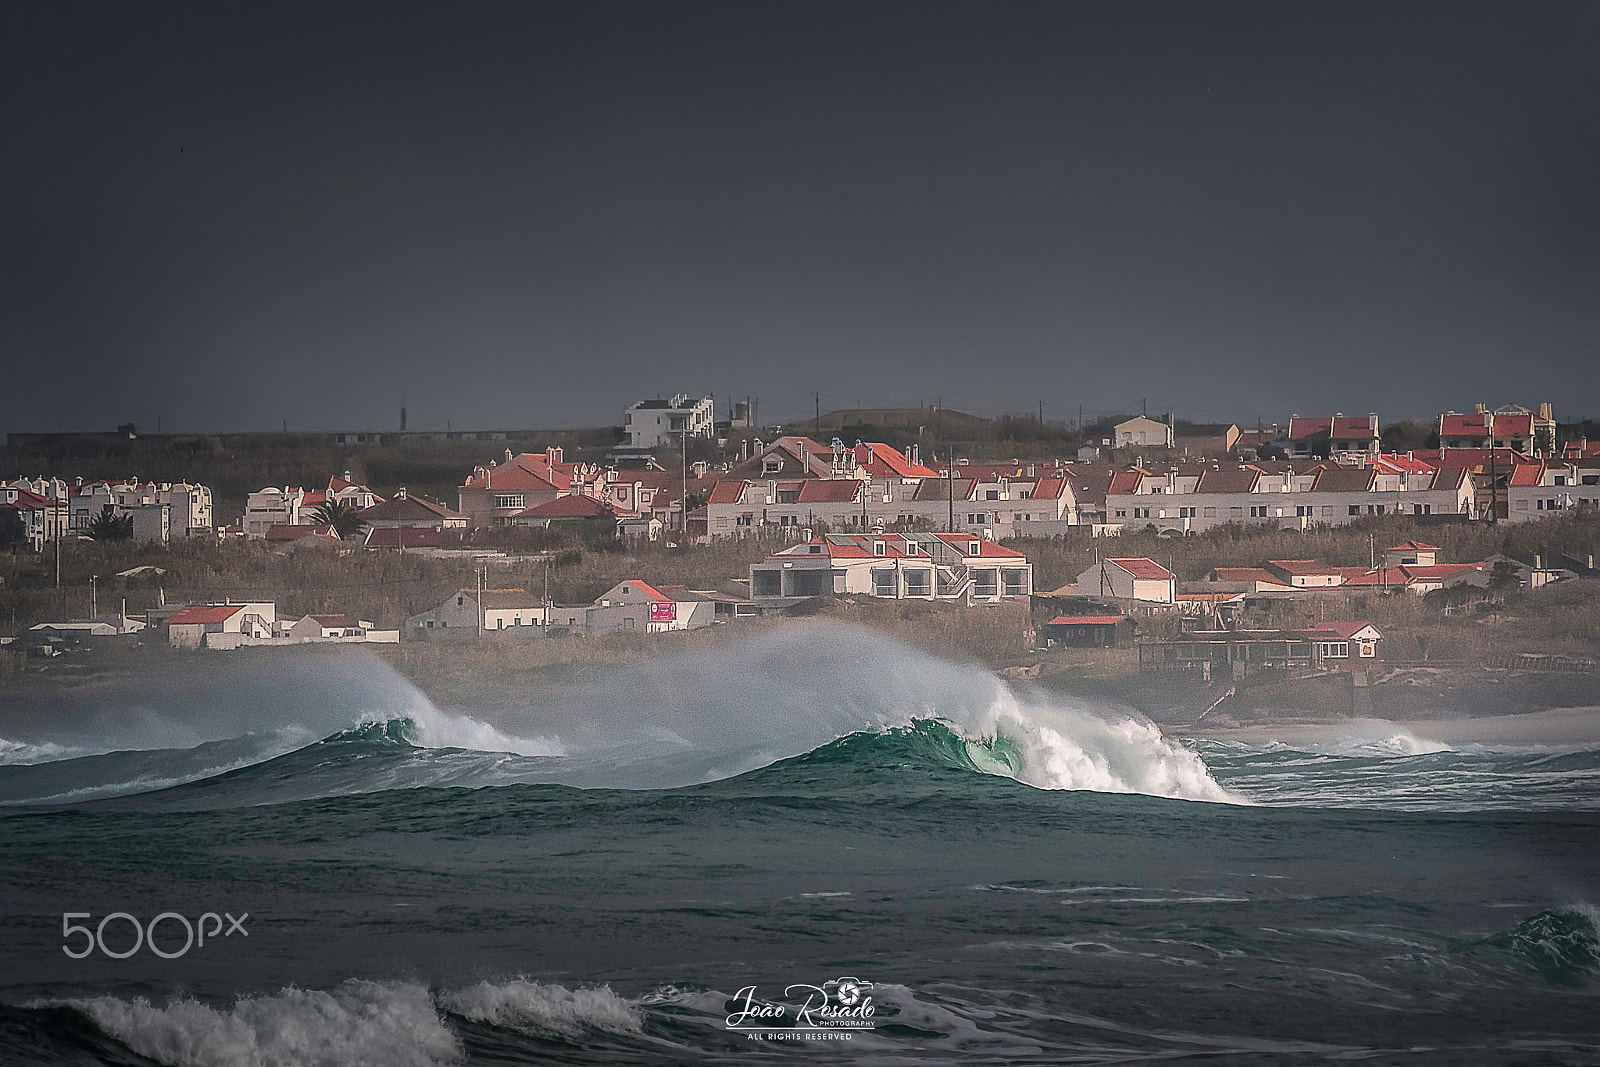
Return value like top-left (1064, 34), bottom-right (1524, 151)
top-left (649, 601), bottom-right (676, 622)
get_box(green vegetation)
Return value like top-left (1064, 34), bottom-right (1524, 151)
top-left (86, 505), bottom-right (133, 542)
top-left (309, 500), bottom-right (368, 540)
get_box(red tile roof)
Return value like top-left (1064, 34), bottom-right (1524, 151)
top-left (1439, 413), bottom-right (1489, 438)
top-left (932, 533), bottom-right (1026, 558)
top-left (1108, 557), bottom-right (1174, 580)
top-left (168, 604), bottom-right (249, 625)
top-left (1108, 469), bottom-right (1145, 495)
top-left (364, 527), bottom-right (443, 548)
top-left (1047, 615), bottom-right (1125, 626)
top-left (852, 443), bottom-right (938, 479)
top-left (1288, 416), bottom-right (1379, 440)
top-left (1209, 567), bottom-right (1284, 584)
top-left (620, 580), bottom-right (671, 602)
top-left (1492, 412), bottom-right (1533, 437)
top-left (708, 480), bottom-right (747, 504)
top-left (1508, 464), bottom-right (1545, 487)
top-left (514, 495), bottom-right (617, 518)
top-left (1311, 467), bottom-right (1376, 492)
top-left (1387, 541), bottom-right (1438, 552)
top-left (1029, 477), bottom-right (1066, 500)
top-left (1267, 559), bottom-right (1339, 576)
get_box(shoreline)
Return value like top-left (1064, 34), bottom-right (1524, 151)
top-left (1166, 704), bottom-right (1600, 745)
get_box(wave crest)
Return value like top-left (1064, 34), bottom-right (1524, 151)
top-left (440, 979), bottom-right (642, 1037)
top-left (64, 980), bottom-right (461, 1067)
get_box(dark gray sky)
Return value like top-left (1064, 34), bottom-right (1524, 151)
top-left (4, 1), bottom-right (1597, 434)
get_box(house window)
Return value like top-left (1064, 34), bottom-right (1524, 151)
top-left (1002, 569), bottom-right (1027, 596)
top-left (1349, 505), bottom-right (1361, 516)
top-left (1250, 505), bottom-right (1268, 518)
top-left (969, 541), bottom-right (981, 555)
top-left (986, 490), bottom-right (999, 500)
top-left (1296, 505), bottom-right (1312, 517)
top-left (763, 459), bottom-right (783, 474)
top-left (1178, 507), bottom-right (1195, 518)
top-left (873, 540), bottom-right (885, 555)
top-left (872, 568), bottom-right (896, 596)
top-left (973, 570), bottom-right (998, 597)
top-left (905, 569), bottom-right (931, 596)
top-left (457, 597), bottom-right (464, 606)
top-left (1413, 503), bottom-right (1431, 515)
top-left (752, 571), bottom-right (781, 597)
top-left (1116, 509), bottom-right (1127, 518)
top-left (495, 495), bottom-right (523, 509)
top-left (1134, 507), bottom-right (1151, 519)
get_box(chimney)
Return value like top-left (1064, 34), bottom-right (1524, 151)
top-left (398, 487), bottom-right (408, 499)
top-left (1476, 403), bottom-right (1487, 414)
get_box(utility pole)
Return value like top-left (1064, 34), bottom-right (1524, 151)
top-left (1488, 446), bottom-right (1499, 524)
top-left (815, 392), bottom-right (821, 438)
top-left (947, 458), bottom-right (955, 533)
top-left (681, 429), bottom-right (689, 535)
top-left (90, 574), bottom-right (97, 618)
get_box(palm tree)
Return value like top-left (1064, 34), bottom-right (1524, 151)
top-left (310, 500), bottom-right (368, 541)
top-left (86, 504), bottom-right (134, 542)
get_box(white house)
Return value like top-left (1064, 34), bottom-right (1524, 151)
top-left (1103, 462), bottom-right (1476, 535)
top-left (0, 486), bottom-right (67, 550)
top-left (750, 533), bottom-right (1032, 603)
top-left (1503, 461), bottom-right (1600, 521)
top-left (1115, 416), bottom-right (1174, 449)
top-left (623, 394), bottom-right (716, 449)
top-left (407, 589), bottom-right (549, 634)
top-left (244, 487), bottom-right (309, 539)
top-left (284, 613), bottom-right (400, 643)
top-left (1077, 558), bottom-right (1176, 603)
top-left (584, 580), bottom-right (714, 635)
top-left (166, 602), bottom-right (276, 648)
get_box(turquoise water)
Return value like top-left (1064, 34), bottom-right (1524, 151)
top-left (1, 627), bottom-right (1597, 1065)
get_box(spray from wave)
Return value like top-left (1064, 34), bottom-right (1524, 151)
top-left (46, 977), bottom-right (651, 1067)
top-left (1, 624), bottom-right (1239, 805)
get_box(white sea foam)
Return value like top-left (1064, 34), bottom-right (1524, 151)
top-left (0, 736), bottom-right (83, 765)
top-left (360, 704), bottom-right (564, 758)
top-left (64, 980), bottom-right (462, 1067)
top-left (439, 978), bottom-right (642, 1036)
top-left (968, 689), bottom-right (1240, 801)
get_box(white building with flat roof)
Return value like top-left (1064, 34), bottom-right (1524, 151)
top-left (623, 394), bottom-right (716, 448)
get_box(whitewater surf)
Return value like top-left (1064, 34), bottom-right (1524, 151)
top-left (1, 624), bottom-right (1597, 1065)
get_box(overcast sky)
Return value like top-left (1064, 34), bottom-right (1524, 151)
top-left (4, 1), bottom-right (1596, 435)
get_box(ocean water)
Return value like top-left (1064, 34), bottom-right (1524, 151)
top-left (1, 624), bottom-right (1597, 1065)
